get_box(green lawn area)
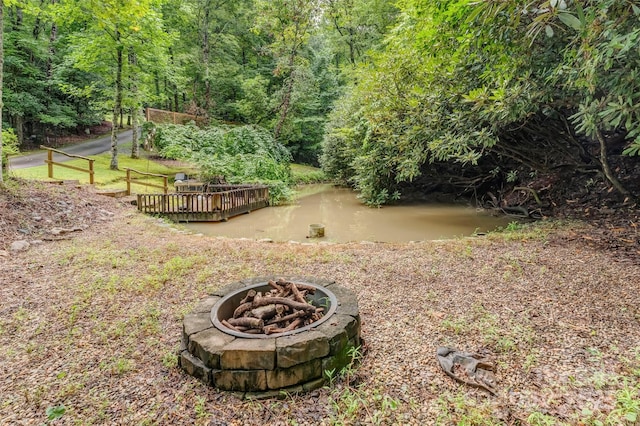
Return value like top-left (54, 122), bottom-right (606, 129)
top-left (11, 144), bottom-right (327, 195)
top-left (11, 150), bottom-right (188, 193)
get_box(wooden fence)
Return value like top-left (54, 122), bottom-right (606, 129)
top-left (137, 185), bottom-right (269, 222)
top-left (145, 108), bottom-right (206, 125)
top-left (40, 145), bottom-right (95, 184)
top-left (126, 168), bottom-right (169, 195)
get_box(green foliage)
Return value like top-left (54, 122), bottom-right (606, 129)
top-left (320, 0), bottom-right (399, 67)
top-left (291, 164), bottom-right (327, 184)
top-left (234, 75), bottom-right (271, 124)
top-left (153, 122), bottom-right (291, 163)
top-left (322, 0), bottom-right (505, 203)
top-left (152, 123), bottom-right (293, 204)
top-left (527, 411), bottom-right (562, 426)
top-left (2, 1), bottom-right (104, 144)
top-left (1, 129), bottom-right (20, 171)
top-left (321, 0), bottom-right (640, 204)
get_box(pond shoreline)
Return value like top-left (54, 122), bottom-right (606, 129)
top-left (183, 184), bottom-right (512, 243)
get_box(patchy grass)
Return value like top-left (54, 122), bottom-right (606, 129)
top-left (0, 184), bottom-right (639, 425)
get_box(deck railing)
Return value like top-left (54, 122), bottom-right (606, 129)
top-left (174, 182), bottom-right (258, 193)
top-left (137, 185), bottom-right (269, 222)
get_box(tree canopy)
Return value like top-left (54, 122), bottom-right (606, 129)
top-left (2, 0), bottom-right (639, 206)
top-left (321, 0), bottom-right (640, 204)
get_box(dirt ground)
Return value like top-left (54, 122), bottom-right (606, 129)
top-left (1, 180), bottom-right (639, 425)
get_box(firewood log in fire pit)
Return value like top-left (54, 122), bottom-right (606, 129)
top-left (225, 278), bottom-right (326, 335)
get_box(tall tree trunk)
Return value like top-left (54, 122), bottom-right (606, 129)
top-left (129, 49), bottom-right (139, 159)
top-left (164, 77), bottom-right (169, 110)
top-left (110, 34), bottom-right (123, 170)
top-left (14, 115), bottom-right (24, 146)
top-left (273, 51), bottom-right (297, 141)
top-left (273, 72), bottom-right (294, 140)
top-left (47, 20), bottom-right (57, 80)
top-left (348, 28), bottom-right (356, 66)
top-left (131, 107), bottom-right (139, 159)
top-left (202, 1), bottom-right (211, 111)
top-left (11, 5), bottom-right (22, 30)
top-left (595, 128), bottom-right (631, 197)
top-left (0, 0), bottom-right (4, 183)
top-left (169, 48), bottom-right (179, 111)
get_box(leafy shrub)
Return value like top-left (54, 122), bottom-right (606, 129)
top-left (2, 128), bottom-right (20, 172)
top-left (321, 1), bottom-right (640, 204)
top-left (291, 164), bottom-right (327, 184)
top-left (151, 123), bottom-right (293, 204)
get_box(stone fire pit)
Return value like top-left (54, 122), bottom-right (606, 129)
top-left (179, 276), bottom-right (361, 397)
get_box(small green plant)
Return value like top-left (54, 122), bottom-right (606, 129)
top-left (194, 395), bottom-right (208, 419)
top-left (585, 177), bottom-right (596, 188)
top-left (505, 221), bottom-right (521, 232)
top-left (317, 296), bottom-right (331, 310)
top-left (100, 357), bottom-right (134, 376)
top-left (441, 317), bottom-right (468, 335)
top-left (324, 368), bottom-right (337, 386)
top-left (325, 344), bottom-right (403, 424)
top-left (114, 358), bottom-right (133, 375)
top-left (606, 381), bottom-right (640, 424)
top-left (162, 351), bottom-right (179, 369)
top-left (528, 411), bottom-right (563, 426)
top-left (45, 404), bottom-right (66, 422)
top-left (493, 336), bottom-right (517, 353)
top-left (371, 392), bottom-right (400, 425)
top-left (433, 390), bottom-right (497, 424)
top-left (524, 352), bottom-right (539, 373)
top-left (589, 371), bottom-right (615, 390)
top-left (586, 347), bottom-right (603, 360)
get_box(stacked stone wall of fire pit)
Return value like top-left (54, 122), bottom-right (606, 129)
top-left (179, 277), bottom-right (361, 398)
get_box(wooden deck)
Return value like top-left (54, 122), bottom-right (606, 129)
top-left (137, 185), bottom-right (269, 222)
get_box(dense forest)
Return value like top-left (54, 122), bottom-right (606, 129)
top-left (1, 0), bottom-right (639, 209)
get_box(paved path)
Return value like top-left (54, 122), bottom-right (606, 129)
top-left (8, 129), bottom-right (135, 170)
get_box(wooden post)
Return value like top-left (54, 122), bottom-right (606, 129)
top-left (126, 168), bottom-right (131, 195)
top-left (89, 159), bottom-right (95, 185)
top-left (47, 149), bottom-right (53, 179)
top-left (163, 176), bottom-right (168, 194)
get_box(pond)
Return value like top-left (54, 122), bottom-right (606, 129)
top-left (183, 184), bottom-right (512, 243)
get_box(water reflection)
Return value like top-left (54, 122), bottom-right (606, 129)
top-left (183, 184), bottom-right (511, 243)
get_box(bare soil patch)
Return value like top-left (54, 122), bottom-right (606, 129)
top-left (0, 180), bottom-right (129, 251)
top-left (1, 181), bottom-right (639, 425)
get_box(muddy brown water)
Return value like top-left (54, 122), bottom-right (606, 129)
top-left (184, 184), bottom-right (512, 243)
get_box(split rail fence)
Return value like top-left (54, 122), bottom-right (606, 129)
top-left (41, 145), bottom-right (95, 184)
